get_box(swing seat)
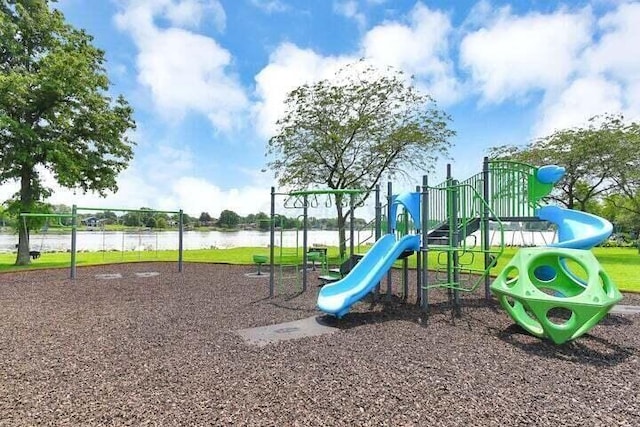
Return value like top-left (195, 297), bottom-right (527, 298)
top-left (29, 251), bottom-right (41, 259)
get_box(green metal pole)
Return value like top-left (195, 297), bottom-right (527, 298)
top-left (178, 209), bottom-right (184, 273)
top-left (482, 157), bottom-right (491, 300)
top-left (386, 181), bottom-right (393, 301)
top-left (451, 179), bottom-right (461, 317)
top-left (446, 165), bottom-right (453, 304)
top-left (302, 195), bottom-right (308, 292)
top-left (374, 184), bottom-right (381, 241)
top-left (402, 211), bottom-right (408, 301)
top-left (374, 184), bottom-right (382, 298)
top-left (349, 193), bottom-right (355, 267)
top-left (70, 205), bottom-right (77, 279)
top-left (421, 175), bottom-right (429, 311)
top-left (75, 206), bottom-right (181, 215)
top-left (269, 187), bottom-right (276, 298)
top-left (415, 185), bottom-right (421, 306)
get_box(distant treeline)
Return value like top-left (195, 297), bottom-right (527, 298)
top-left (0, 204), bottom-right (369, 231)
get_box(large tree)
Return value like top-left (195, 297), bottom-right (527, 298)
top-left (267, 62), bottom-right (454, 255)
top-left (488, 114), bottom-right (639, 212)
top-left (218, 209), bottom-right (240, 229)
top-left (0, 0), bottom-right (135, 265)
top-left (603, 119), bottom-right (640, 223)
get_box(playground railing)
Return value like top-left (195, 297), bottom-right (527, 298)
top-left (488, 160), bottom-right (539, 219)
top-left (425, 181), bottom-right (505, 293)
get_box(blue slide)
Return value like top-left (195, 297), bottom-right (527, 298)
top-left (535, 205), bottom-right (613, 285)
top-left (537, 205), bottom-right (613, 249)
top-left (317, 234), bottom-right (421, 318)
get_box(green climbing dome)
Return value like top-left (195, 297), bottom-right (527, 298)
top-left (490, 247), bottom-right (622, 344)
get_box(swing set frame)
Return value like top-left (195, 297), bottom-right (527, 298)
top-left (19, 205), bottom-right (184, 278)
top-left (19, 213), bottom-right (75, 259)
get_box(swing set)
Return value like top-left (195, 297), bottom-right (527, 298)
top-left (20, 212), bottom-right (74, 259)
top-left (266, 186), bottom-right (381, 297)
top-left (18, 205), bottom-right (184, 278)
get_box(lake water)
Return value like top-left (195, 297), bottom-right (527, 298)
top-left (0, 230), bottom-right (348, 253)
top-left (0, 228), bottom-right (557, 253)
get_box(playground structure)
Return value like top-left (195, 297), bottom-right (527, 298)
top-left (264, 187), bottom-right (382, 297)
top-left (19, 206), bottom-right (184, 278)
top-left (313, 157), bottom-right (621, 344)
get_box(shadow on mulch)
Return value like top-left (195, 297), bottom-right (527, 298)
top-left (598, 314), bottom-right (635, 326)
top-left (315, 294), bottom-right (466, 330)
top-left (496, 323), bottom-right (636, 367)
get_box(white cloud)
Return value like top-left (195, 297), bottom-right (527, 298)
top-left (535, 76), bottom-right (623, 136)
top-left (583, 2), bottom-right (640, 80)
top-left (115, 0), bottom-right (248, 132)
top-left (117, 0), bottom-right (225, 32)
top-left (460, 6), bottom-right (593, 103)
top-left (164, 0), bottom-right (226, 31)
top-left (250, 0), bottom-right (288, 14)
top-left (334, 0), bottom-right (366, 29)
top-left (362, 3), bottom-right (460, 104)
top-left (19, 158), bottom-right (272, 218)
top-left (534, 2), bottom-right (640, 134)
top-left (253, 43), bottom-right (353, 138)
top-left (170, 177), bottom-right (271, 217)
top-left (253, 3), bottom-right (460, 139)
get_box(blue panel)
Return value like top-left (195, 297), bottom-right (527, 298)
top-left (536, 165), bottom-right (565, 184)
top-left (389, 192), bottom-right (421, 231)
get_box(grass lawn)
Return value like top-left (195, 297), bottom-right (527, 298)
top-left (0, 246), bottom-right (638, 292)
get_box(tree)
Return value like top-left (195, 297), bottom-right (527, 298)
top-left (602, 119), bottom-right (640, 223)
top-left (217, 209), bottom-right (239, 228)
top-left (488, 114), bottom-right (638, 212)
top-left (144, 216), bottom-right (156, 228)
top-left (174, 212), bottom-right (194, 227)
top-left (255, 211), bottom-right (270, 231)
top-left (121, 212), bottom-right (140, 227)
top-left (96, 210), bottom-right (118, 223)
top-left (600, 194), bottom-right (640, 235)
top-left (0, 203), bottom-right (10, 227)
top-left (0, 0), bottom-right (136, 265)
top-left (267, 62), bottom-right (454, 255)
top-left (199, 212), bottom-right (212, 224)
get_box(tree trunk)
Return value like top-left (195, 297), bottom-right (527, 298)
top-left (335, 195), bottom-right (347, 259)
top-left (16, 222), bottom-right (30, 265)
top-left (15, 169), bottom-right (33, 265)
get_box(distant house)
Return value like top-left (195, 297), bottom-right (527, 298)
top-left (81, 217), bottom-right (100, 227)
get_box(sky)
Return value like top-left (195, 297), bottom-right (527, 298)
top-left (1, 0), bottom-right (639, 218)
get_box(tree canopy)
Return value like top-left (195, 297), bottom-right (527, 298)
top-left (218, 209), bottom-right (240, 228)
top-left (0, 0), bottom-right (136, 264)
top-left (488, 114), bottom-right (640, 213)
top-left (267, 62), bottom-right (454, 254)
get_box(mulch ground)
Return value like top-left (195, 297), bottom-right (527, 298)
top-left (0, 262), bottom-right (638, 426)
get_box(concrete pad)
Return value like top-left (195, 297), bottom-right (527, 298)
top-left (610, 305), bottom-right (640, 315)
top-left (95, 273), bottom-right (122, 280)
top-left (237, 315), bottom-right (338, 347)
top-left (135, 272), bottom-right (160, 278)
top-left (244, 272), bottom-right (268, 278)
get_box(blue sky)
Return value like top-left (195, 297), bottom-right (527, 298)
top-left (2, 0), bottom-right (639, 218)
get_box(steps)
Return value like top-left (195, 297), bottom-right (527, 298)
top-left (426, 217), bottom-right (481, 246)
top-left (318, 254), bottom-right (363, 284)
